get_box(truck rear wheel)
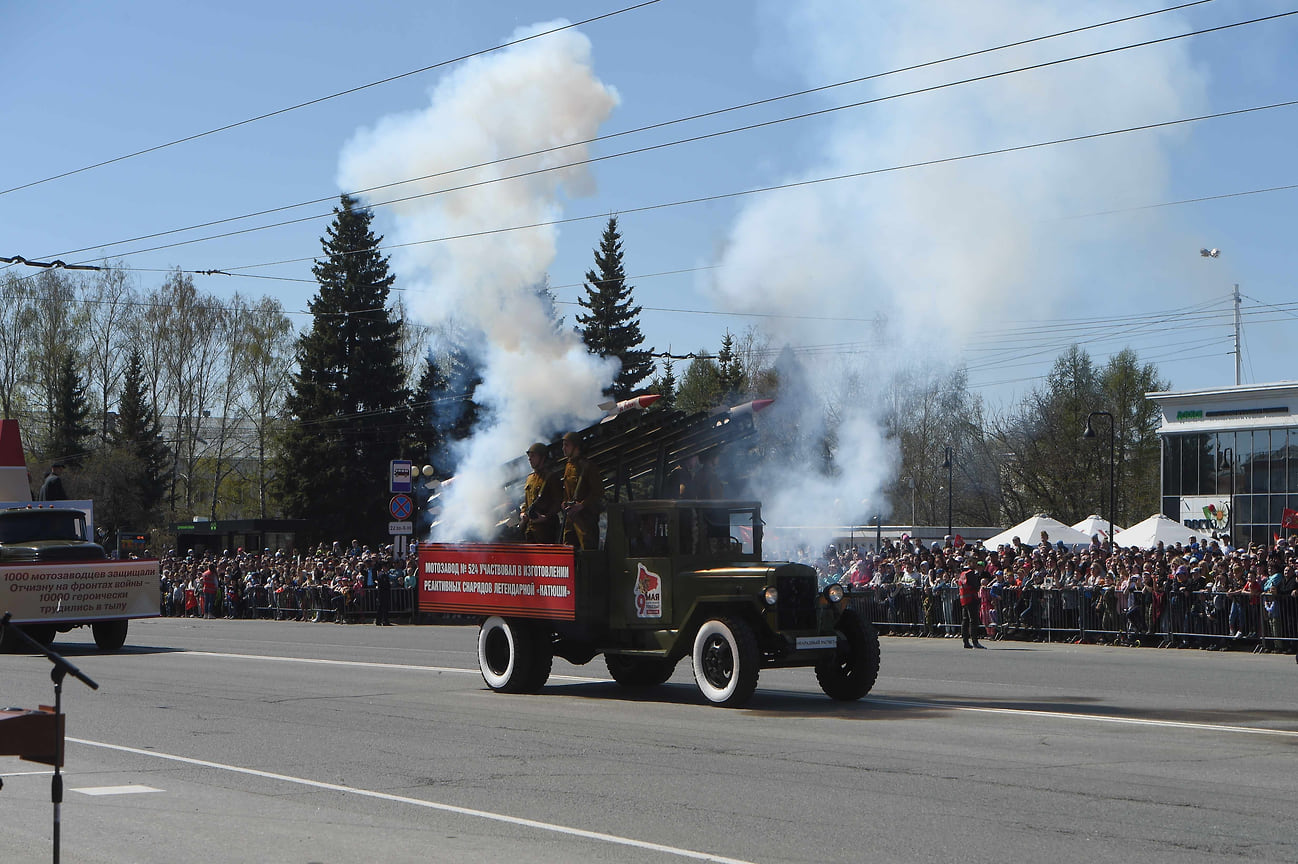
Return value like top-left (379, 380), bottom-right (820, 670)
top-left (815, 609), bottom-right (880, 701)
top-left (478, 616), bottom-right (536, 694)
top-left (692, 617), bottom-right (759, 707)
top-left (605, 654), bottom-right (676, 687)
top-left (93, 620), bottom-right (129, 651)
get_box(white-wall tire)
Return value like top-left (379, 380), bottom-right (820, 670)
top-left (691, 617), bottom-right (759, 707)
top-left (478, 616), bottom-right (533, 693)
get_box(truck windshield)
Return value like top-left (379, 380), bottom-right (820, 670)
top-left (0, 511), bottom-right (87, 544)
top-left (693, 508), bottom-right (758, 558)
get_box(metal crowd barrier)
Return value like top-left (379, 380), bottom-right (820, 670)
top-left (845, 585), bottom-right (1297, 652)
top-left (162, 585), bottom-right (417, 623)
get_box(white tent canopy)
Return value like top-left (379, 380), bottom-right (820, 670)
top-left (1113, 514), bottom-right (1202, 549)
top-left (1072, 514), bottom-right (1124, 541)
top-left (981, 514), bottom-right (1093, 550)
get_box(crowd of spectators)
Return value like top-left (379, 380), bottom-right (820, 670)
top-left (155, 529), bottom-right (1297, 655)
top-left (158, 542), bottom-right (418, 623)
top-left (787, 531), bottom-right (1298, 653)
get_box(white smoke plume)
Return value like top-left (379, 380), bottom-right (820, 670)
top-left (338, 22), bottom-right (620, 539)
top-left (715, 1), bottom-right (1206, 546)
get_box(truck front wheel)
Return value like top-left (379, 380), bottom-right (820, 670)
top-left (478, 616), bottom-right (535, 694)
top-left (606, 654), bottom-right (676, 687)
top-left (692, 617), bottom-right (759, 707)
top-left (815, 609), bottom-right (880, 700)
top-left (93, 620), bottom-right (128, 651)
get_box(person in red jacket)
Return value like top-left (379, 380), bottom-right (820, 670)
top-left (959, 558), bottom-right (987, 649)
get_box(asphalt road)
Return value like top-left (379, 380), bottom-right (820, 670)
top-left (2, 619), bottom-right (1294, 864)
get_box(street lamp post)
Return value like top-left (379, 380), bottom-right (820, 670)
top-left (1221, 447), bottom-right (1234, 546)
top-left (941, 446), bottom-right (953, 539)
top-left (1083, 411), bottom-right (1116, 556)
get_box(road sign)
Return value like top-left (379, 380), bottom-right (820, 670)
top-left (390, 459), bottom-right (413, 493)
top-left (389, 494), bottom-right (414, 521)
top-left (388, 521), bottom-right (413, 535)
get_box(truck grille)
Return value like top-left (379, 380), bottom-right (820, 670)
top-left (775, 569), bottom-right (818, 630)
top-left (28, 543), bottom-right (109, 562)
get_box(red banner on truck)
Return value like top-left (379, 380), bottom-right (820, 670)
top-left (417, 543), bottom-right (576, 620)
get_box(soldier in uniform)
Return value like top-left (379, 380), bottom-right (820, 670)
top-left (561, 431), bottom-right (603, 550)
top-left (666, 454), bottom-right (698, 498)
top-left (520, 442), bottom-right (562, 543)
top-left (693, 448), bottom-right (724, 499)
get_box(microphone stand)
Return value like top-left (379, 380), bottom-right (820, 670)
top-left (1, 612), bottom-right (99, 864)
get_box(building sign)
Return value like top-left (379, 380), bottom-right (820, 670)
top-left (1181, 495), bottom-right (1230, 534)
top-left (417, 543), bottom-right (576, 619)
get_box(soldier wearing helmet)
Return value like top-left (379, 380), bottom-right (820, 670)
top-left (520, 442), bottom-right (562, 544)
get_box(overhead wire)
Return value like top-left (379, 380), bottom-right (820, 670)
top-left (0, 0), bottom-right (666, 198)
top-left (53, 9), bottom-right (1298, 270)
top-left (36, 0), bottom-right (1224, 263)
top-left (183, 96), bottom-right (1298, 280)
top-left (5, 9), bottom-right (1291, 389)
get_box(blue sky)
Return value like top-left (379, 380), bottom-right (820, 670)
top-left (4, 0), bottom-right (1296, 411)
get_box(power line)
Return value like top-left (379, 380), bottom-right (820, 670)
top-left (38, 0), bottom-right (1223, 262)
top-left (63, 9), bottom-right (1297, 269)
top-left (196, 96), bottom-right (1298, 278)
top-left (0, 0), bottom-right (665, 198)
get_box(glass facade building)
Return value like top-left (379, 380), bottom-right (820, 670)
top-left (1149, 383), bottom-right (1298, 547)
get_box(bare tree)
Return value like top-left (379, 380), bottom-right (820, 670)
top-left (204, 294), bottom-right (255, 519)
top-left (0, 273), bottom-right (37, 418)
top-left (83, 265), bottom-right (136, 440)
top-left (26, 269), bottom-right (90, 451)
top-left (152, 270), bottom-right (223, 514)
top-left (240, 296), bottom-right (296, 517)
top-left (391, 292), bottom-right (433, 389)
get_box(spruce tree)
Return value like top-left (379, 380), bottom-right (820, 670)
top-left (576, 216), bottom-right (654, 398)
top-left (87, 349), bottom-right (171, 535)
top-left (113, 350), bottom-right (170, 507)
top-left (716, 331), bottom-right (746, 402)
top-left (49, 353), bottom-right (93, 466)
top-left (650, 358), bottom-right (677, 408)
top-left (275, 194), bottom-right (411, 545)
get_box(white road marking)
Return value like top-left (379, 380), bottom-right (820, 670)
top-left (179, 650), bottom-right (593, 682)
top-left (67, 738), bottom-right (756, 864)
top-left (174, 650), bottom-right (1298, 737)
top-left (73, 784), bottom-right (162, 796)
top-left (870, 696), bottom-right (1298, 738)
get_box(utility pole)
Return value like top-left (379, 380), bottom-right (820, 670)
top-left (1233, 283), bottom-right (1242, 386)
top-left (1200, 248), bottom-right (1240, 386)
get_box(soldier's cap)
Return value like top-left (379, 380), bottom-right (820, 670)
top-left (527, 442), bottom-right (548, 457)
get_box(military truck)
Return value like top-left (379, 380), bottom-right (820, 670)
top-left (417, 400), bottom-right (880, 708)
top-left (0, 505), bottom-right (160, 651)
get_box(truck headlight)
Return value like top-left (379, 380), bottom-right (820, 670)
top-left (763, 586), bottom-right (779, 606)
top-left (823, 584), bottom-right (844, 604)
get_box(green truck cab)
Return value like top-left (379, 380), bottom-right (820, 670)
top-left (420, 498), bottom-right (880, 708)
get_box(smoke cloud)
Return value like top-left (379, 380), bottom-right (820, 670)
top-left (714, 1), bottom-right (1206, 544)
top-left (338, 22), bottom-right (620, 540)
